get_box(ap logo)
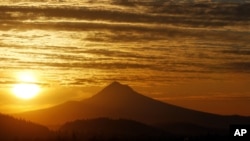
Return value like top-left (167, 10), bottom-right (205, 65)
top-left (234, 129), bottom-right (247, 136)
top-left (230, 125), bottom-right (250, 141)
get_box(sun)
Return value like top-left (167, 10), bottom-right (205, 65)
top-left (12, 71), bottom-right (41, 100)
top-left (13, 83), bottom-right (40, 99)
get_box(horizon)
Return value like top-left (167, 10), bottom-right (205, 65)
top-left (0, 1), bottom-right (250, 117)
top-left (3, 81), bottom-right (250, 117)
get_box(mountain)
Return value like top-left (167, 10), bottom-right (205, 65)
top-left (0, 113), bottom-right (51, 141)
top-left (59, 118), bottom-right (165, 139)
top-left (59, 118), bottom-right (225, 140)
top-left (16, 81), bottom-right (250, 134)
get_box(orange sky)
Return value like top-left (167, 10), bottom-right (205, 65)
top-left (0, 2), bottom-right (250, 116)
top-left (1, 75), bottom-right (250, 116)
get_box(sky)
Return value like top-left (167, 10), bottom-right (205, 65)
top-left (0, 0), bottom-right (250, 116)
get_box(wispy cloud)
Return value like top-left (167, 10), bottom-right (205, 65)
top-left (0, 2), bottom-right (249, 90)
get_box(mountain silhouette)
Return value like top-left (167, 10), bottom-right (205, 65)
top-left (0, 113), bottom-right (51, 140)
top-left (16, 81), bottom-right (250, 134)
top-left (60, 118), bottom-right (164, 137)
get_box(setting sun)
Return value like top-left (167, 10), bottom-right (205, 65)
top-left (12, 83), bottom-right (40, 99)
top-left (12, 71), bottom-right (41, 100)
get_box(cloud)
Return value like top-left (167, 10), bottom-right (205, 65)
top-left (33, 61), bottom-right (151, 70)
top-left (225, 62), bottom-right (250, 72)
top-left (1, 3), bottom-right (249, 28)
top-left (83, 49), bottom-right (160, 59)
top-left (221, 50), bottom-right (250, 55)
top-left (158, 95), bottom-right (250, 101)
top-left (0, 2), bottom-right (249, 90)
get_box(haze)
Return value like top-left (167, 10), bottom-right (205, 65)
top-left (0, 0), bottom-right (249, 116)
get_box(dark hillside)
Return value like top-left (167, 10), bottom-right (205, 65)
top-left (0, 113), bottom-right (51, 140)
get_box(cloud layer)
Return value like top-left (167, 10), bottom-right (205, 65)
top-left (0, 2), bottom-right (249, 115)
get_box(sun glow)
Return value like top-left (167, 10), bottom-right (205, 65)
top-left (12, 71), bottom-right (41, 100)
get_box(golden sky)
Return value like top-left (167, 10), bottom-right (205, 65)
top-left (0, 1), bottom-right (250, 116)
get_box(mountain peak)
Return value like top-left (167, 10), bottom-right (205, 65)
top-left (102, 81), bottom-right (134, 93)
top-left (109, 81), bottom-right (123, 87)
top-left (90, 81), bottom-right (137, 100)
